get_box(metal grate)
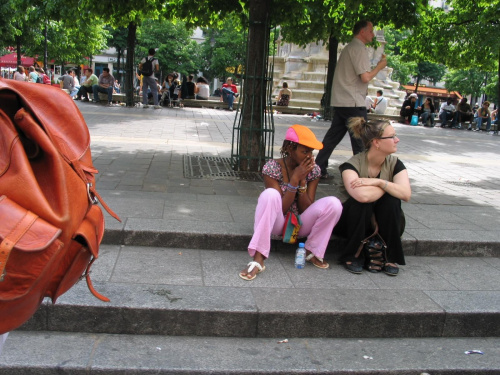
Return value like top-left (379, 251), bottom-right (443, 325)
top-left (183, 155), bottom-right (263, 181)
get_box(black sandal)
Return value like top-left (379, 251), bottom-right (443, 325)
top-left (383, 263), bottom-right (399, 276)
top-left (365, 238), bottom-right (385, 272)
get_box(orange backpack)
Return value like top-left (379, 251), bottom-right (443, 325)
top-left (0, 78), bottom-right (120, 334)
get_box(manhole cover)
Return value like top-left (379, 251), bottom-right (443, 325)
top-left (183, 155), bottom-right (263, 181)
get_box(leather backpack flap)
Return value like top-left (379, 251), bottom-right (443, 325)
top-left (0, 79), bottom-right (91, 163)
top-left (0, 195), bottom-right (64, 334)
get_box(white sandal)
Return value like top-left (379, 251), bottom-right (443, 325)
top-left (306, 253), bottom-right (329, 269)
top-left (239, 261), bottom-right (266, 281)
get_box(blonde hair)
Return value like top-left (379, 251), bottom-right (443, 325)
top-left (348, 117), bottom-right (391, 150)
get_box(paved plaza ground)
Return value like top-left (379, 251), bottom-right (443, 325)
top-left (1, 101), bottom-right (499, 374)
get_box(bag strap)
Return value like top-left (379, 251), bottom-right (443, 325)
top-left (354, 214), bottom-right (387, 258)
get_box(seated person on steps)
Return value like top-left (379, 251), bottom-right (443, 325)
top-left (438, 98), bottom-right (456, 128)
top-left (92, 67), bottom-right (115, 106)
top-left (474, 101), bottom-right (491, 132)
top-left (372, 90), bottom-right (388, 115)
top-left (239, 125), bottom-right (342, 281)
top-left (419, 97), bottom-right (435, 127)
top-left (220, 77), bottom-right (239, 111)
top-left (333, 117), bottom-right (411, 277)
top-left (75, 68), bottom-right (98, 102)
top-left (451, 98), bottom-right (473, 129)
top-left (276, 82), bottom-right (292, 107)
top-left (400, 93), bottom-right (421, 124)
top-left (195, 76), bottom-right (210, 100)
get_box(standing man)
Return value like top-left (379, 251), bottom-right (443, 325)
top-left (315, 20), bottom-right (387, 179)
top-left (92, 67), bottom-right (115, 106)
top-left (139, 48), bottom-right (160, 109)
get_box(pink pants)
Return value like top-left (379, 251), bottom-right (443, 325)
top-left (248, 188), bottom-right (342, 259)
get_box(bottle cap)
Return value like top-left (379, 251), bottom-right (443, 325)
top-left (299, 243), bottom-right (305, 247)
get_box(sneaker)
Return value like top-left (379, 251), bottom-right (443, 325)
top-left (228, 107), bottom-right (234, 111)
top-left (153, 105), bottom-right (161, 109)
top-left (107, 102), bottom-right (113, 106)
top-left (82, 98), bottom-right (89, 102)
top-left (143, 105), bottom-right (150, 108)
top-left (74, 97), bottom-right (81, 101)
top-left (234, 93), bottom-right (239, 98)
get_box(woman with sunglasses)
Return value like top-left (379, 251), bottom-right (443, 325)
top-left (333, 118), bottom-right (411, 276)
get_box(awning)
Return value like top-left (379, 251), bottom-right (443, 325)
top-left (0, 53), bottom-right (36, 68)
top-left (403, 85), bottom-right (462, 100)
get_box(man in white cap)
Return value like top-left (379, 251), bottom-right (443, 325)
top-left (400, 93), bottom-right (421, 124)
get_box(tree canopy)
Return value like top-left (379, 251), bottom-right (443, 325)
top-left (400, 0), bottom-right (500, 104)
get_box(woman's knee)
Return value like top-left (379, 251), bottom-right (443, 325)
top-left (319, 196), bottom-right (343, 216)
top-left (257, 188), bottom-right (281, 205)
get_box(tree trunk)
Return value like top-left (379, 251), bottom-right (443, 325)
top-left (125, 22), bottom-right (137, 107)
top-left (117, 47), bottom-right (122, 82)
top-left (323, 35), bottom-right (338, 120)
top-left (238, 0), bottom-right (271, 171)
top-left (43, 22), bottom-right (48, 72)
top-left (497, 48), bottom-right (500, 107)
top-left (414, 75), bottom-right (421, 93)
top-left (16, 37), bottom-right (22, 66)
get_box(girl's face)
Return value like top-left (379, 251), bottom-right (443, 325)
top-left (289, 144), bottom-right (314, 164)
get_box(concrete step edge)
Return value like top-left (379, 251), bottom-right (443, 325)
top-left (2, 331), bottom-right (499, 374)
top-left (102, 228), bottom-right (500, 257)
top-left (20, 282), bottom-right (500, 339)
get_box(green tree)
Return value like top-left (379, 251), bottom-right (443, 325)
top-left (107, 26), bottom-right (128, 82)
top-left (199, 16), bottom-right (246, 81)
top-left (0, 0), bottom-right (42, 65)
top-left (277, 0), bottom-right (429, 115)
top-left (81, 0), bottom-right (164, 107)
top-left (383, 27), bottom-right (416, 87)
top-left (399, 0), bottom-right (500, 106)
top-left (137, 18), bottom-right (201, 79)
top-left (412, 61), bottom-right (446, 91)
top-left (444, 69), bottom-right (488, 100)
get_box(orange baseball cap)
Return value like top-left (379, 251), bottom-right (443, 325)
top-left (285, 124), bottom-right (323, 150)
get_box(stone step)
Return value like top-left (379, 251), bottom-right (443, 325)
top-left (17, 246), bottom-right (500, 339)
top-left (2, 331), bottom-right (499, 374)
top-left (295, 80), bottom-right (325, 90)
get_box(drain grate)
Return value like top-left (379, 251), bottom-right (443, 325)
top-left (183, 155), bottom-right (263, 181)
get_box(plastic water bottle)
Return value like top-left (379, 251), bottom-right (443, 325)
top-left (295, 243), bottom-right (306, 269)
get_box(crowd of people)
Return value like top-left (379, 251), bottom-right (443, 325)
top-left (398, 93), bottom-right (498, 134)
top-left (4, 48), bottom-right (237, 110)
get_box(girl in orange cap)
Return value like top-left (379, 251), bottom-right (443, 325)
top-left (239, 125), bottom-right (342, 280)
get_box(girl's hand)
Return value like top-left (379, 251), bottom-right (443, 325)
top-left (292, 156), bottom-right (315, 181)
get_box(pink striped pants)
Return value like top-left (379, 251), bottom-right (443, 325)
top-left (248, 188), bottom-right (342, 259)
